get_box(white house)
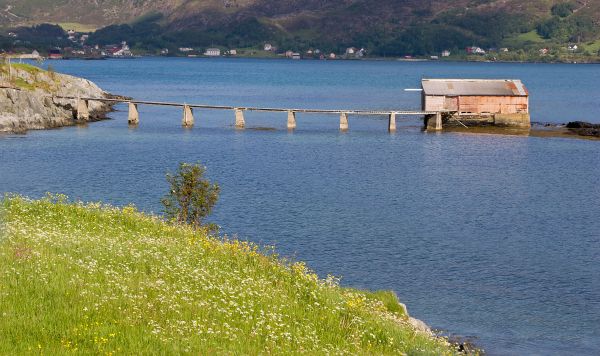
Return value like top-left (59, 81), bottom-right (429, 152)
top-left (204, 48), bottom-right (221, 56)
top-left (467, 46), bottom-right (486, 55)
top-left (345, 47), bottom-right (356, 55)
top-left (568, 45), bottom-right (578, 51)
top-left (441, 50), bottom-right (451, 57)
top-left (112, 42), bottom-right (132, 57)
top-left (228, 49), bottom-right (237, 55)
top-left (264, 43), bottom-right (273, 51)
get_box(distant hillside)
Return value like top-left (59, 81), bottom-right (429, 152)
top-left (2, 0), bottom-right (600, 58)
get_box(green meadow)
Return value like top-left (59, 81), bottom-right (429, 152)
top-left (0, 195), bottom-right (457, 354)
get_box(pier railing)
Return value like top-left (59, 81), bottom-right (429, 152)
top-left (53, 95), bottom-right (444, 131)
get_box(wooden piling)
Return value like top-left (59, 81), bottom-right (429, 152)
top-left (128, 102), bottom-right (139, 125)
top-left (340, 112), bottom-right (349, 131)
top-left (235, 108), bottom-right (245, 129)
top-left (182, 104), bottom-right (194, 127)
top-left (287, 111), bottom-right (297, 130)
top-left (76, 98), bottom-right (89, 121)
top-left (388, 112), bottom-right (396, 132)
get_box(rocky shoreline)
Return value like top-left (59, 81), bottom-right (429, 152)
top-left (444, 121), bottom-right (600, 141)
top-left (0, 64), bottom-right (114, 134)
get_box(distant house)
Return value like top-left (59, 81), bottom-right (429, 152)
top-left (160, 48), bottom-right (169, 55)
top-left (466, 46), bottom-right (486, 55)
top-left (430, 55), bottom-right (439, 60)
top-left (539, 48), bottom-right (549, 55)
top-left (345, 47), bottom-right (356, 56)
top-left (204, 48), bottom-right (221, 56)
top-left (48, 49), bottom-right (63, 60)
top-left (291, 52), bottom-right (301, 60)
top-left (228, 49), bottom-right (237, 55)
top-left (568, 45), bottom-right (578, 51)
top-left (111, 42), bottom-right (132, 57)
top-left (285, 50), bottom-right (294, 58)
top-left (264, 43), bottom-right (273, 51)
top-left (329, 53), bottom-right (336, 59)
top-left (500, 48), bottom-right (509, 52)
top-left (356, 48), bottom-right (366, 58)
top-left (179, 47), bottom-right (194, 52)
top-left (441, 50), bottom-right (451, 57)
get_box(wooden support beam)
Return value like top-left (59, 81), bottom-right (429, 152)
top-left (340, 112), bottom-right (349, 131)
top-left (235, 108), bottom-right (245, 129)
top-left (388, 112), bottom-right (396, 133)
top-left (76, 98), bottom-right (89, 122)
top-left (182, 104), bottom-right (194, 127)
top-left (287, 111), bottom-right (296, 130)
top-left (128, 102), bottom-right (139, 125)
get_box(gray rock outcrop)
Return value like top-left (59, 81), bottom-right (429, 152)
top-left (0, 65), bottom-right (113, 134)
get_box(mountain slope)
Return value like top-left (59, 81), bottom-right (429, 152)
top-left (2, 0), bottom-right (599, 57)
top-left (2, 0), bottom-right (591, 29)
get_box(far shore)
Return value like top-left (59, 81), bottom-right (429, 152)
top-left (46, 54), bottom-right (600, 65)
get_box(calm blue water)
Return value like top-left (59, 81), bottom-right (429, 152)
top-left (2, 58), bottom-right (600, 355)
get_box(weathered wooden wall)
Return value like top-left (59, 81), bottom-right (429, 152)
top-left (424, 95), bottom-right (528, 114)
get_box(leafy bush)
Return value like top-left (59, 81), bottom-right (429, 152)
top-left (161, 162), bottom-right (220, 229)
top-left (537, 15), bottom-right (595, 42)
top-left (551, 2), bottom-right (576, 18)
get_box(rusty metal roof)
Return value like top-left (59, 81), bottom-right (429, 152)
top-left (421, 79), bottom-right (528, 96)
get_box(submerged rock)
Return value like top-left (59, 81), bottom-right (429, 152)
top-left (0, 64), bottom-right (114, 134)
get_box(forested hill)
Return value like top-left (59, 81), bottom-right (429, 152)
top-left (2, 0), bottom-right (599, 58)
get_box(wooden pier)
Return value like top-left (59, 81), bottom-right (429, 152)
top-left (55, 96), bottom-right (444, 132)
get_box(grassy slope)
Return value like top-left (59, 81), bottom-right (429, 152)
top-left (0, 196), bottom-right (456, 354)
top-left (0, 64), bottom-right (57, 91)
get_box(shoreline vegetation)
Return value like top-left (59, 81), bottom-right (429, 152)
top-left (0, 194), bottom-right (467, 354)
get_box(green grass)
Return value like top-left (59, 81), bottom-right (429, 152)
top-left (56, 22), bottom-right (99, 33)
top-left (0, 195), bottom-right (458, 354)
top-left (0, 64), bottom-right (57, 91)
top-left (581, 39), bottom-right (600, 54)
top-left (515, 30), bottom-right (545, 43)
top-left (10, 63), bottom-right (43, 74)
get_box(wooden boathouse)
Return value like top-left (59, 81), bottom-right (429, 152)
top-left (421, 79), bottom-right (530, 128)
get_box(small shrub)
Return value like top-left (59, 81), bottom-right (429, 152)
top-left (161, 162), bottom-right (220, 229)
